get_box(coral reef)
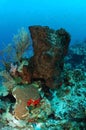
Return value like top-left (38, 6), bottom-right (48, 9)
top-left (0, 26), bottom-right (86, 129)
top-left (5, 26), bottom-right (70, 89)
top-left (65, 41), bottom-right (86, 71)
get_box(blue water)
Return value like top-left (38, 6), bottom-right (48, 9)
top-left (0, 0), bottom-right (86, 45)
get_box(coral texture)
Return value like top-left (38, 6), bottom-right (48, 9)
top-left (29, 26), bottom-right (70, 88)
top-left (12, 84), bottom-right (40, 120)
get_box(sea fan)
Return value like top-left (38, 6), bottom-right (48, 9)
top-left (13, 27), bottom-right (30, 61)
top-left (0, 27), bottom-right (31, 71)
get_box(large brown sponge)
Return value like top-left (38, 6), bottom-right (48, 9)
top-left (28, 26), bottom-right (70, 88)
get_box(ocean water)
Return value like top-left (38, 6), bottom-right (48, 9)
top-left (0, 0), bottom-right (86, 45)
top-left (0, 1), bottom-right (86, 130)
